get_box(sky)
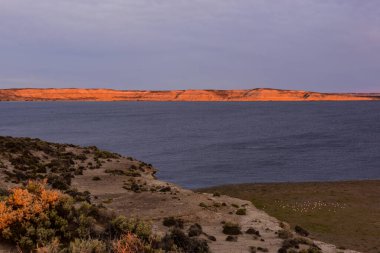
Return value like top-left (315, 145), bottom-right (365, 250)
top-left (0, 0), bottom-right (379, 92)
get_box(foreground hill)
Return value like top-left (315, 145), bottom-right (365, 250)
top-left (0, 136), bottom-right (358, 252)
top-left (0, 88), bottom-right (379, 101)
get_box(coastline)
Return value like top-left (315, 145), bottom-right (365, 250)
top-left (1, 88), bottom-right (379, 102)
top-left (0, 136), bottom-right (361, 253)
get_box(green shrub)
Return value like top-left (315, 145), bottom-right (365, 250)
top-left (245, 227), bottom-right (260, 236)
top-left (222, 222), bottom-right (241, 235)
top-left (110, 216), bottom-right (152, 240)
top-left (162, 228), bottom-right (209, 253)
top-left (225, 235), bottom-right (237, 242)
top-left (278, 229), bottom-right (293, 239)
top-left (199, 202), bottom-right (208, 208)
top-left (235, 208), bottom-right (246, 215)
top-left (69, 238), bottom-right (106, 253)
top-left (295, 225), bottom-right (309, 237)
top-left (188, 224), bottom-right (202, 237)
top-left (163, 217), bottom-right (184, 229)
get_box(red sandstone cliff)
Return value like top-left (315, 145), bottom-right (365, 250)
top-left (0, 88), bottom-right (378, 101)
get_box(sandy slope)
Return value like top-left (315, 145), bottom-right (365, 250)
top-left (0, 88), bottom-right (378, 101)
top-left (70, 157), bottom-right (359, 253)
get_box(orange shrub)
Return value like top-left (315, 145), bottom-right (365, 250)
top-left (113, 233), bottom-right (145, 253)
top-left (0, 179), bottom-right (62, 231)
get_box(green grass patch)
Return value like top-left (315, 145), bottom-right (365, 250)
top-left (200, 180), bottom-right (380, 253)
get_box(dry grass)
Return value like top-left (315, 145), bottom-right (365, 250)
top-left (200, 180), bottom-right (380, 253)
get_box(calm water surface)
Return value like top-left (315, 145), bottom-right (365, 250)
top-left (0, 102), bottom-right (379, 188)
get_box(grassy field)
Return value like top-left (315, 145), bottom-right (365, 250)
top-left (200, 180), bottom-right (380, 253)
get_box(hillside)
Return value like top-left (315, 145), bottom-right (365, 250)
top-left (0, 88), bottom-right (379, 101)
top-left (0, 136), bottom-right (359, 253)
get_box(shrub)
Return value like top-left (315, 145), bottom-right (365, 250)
top-left (0, 180), bottom-right (113, 252)
top-left (0, 180), bottom-right (72, 251)
top-left (163, 217), bottom-right (184, 229)
top-left (113, 233), bottom-right (145, 253)
top-left (225, 235), bottom-right (237, 242)
top-left (199, 202), bottom-right (208, 208)
top-left (235, 208), bottom-right (246, 215)
top-left (94, 150), bottom-right (120, 160)
top-left (159, 186), bottom-right (171, 192)
top-left (222, 222), bottom-right (241, 235)
top-left (207, 235), bottom-right (216, 241)
top-left (188, 223), bottom-right (202, 237)
top-left (278, 229), bottom-right (293, 239)
top-left (295, 225), bottom-right (309, 237)
top-left (105, 169), bottom-right (126, 176)
top-left (279, 238), bottom-right (319, 253)
top-left (92, 176), bottom-right (101, 181)
top-left (0, 187), bottom-right (9, 197)
top-left (69, 238), bottom-right (106, 253)
top-left (163, 228), bottom-right (209, 253)
top-left (257, 247), bottom-right (268, 252)
top-left (245, 227), bottom-right (260, 236)
top-left (110, 216), bottom-right (152, 240)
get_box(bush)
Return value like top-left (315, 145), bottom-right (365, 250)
top-left (0, 180), bottom-right (114, 252)
top-left (225, 235), bottom-right (237, 242)
top-left (163, 228), bottom-right (209, 253)
top-left (163, 217), bottom-right (184, 229)
top-left (279, 238), bottom-right (319, 253)
top-left (278, 229), bottom-right (293, 239)
top-left (212, 192), bottom-right (220, 197)
top-left (199, 202), bottom-right (208, 208)
top-left (235, 208), bottom-right (246, 215)
top-left (69, 238), bottom-right (106, 253)
top-left (110, 216), bottom-right (152, 240)
top-left (188, 223), bottom-right (202, 237)
top-left (94, 150), bottom-right (120, 160)
top-left (0, 180), bottom-right (72, 251)
top-left (0, 187), bottom-right (9, 197)
top-left (295, 225), bottom-right (309, 237)
top-left (92, 176), bottom-right (101, 181)
top-left (222, 222), bottom-right (241, 235)
top-left (113, 233), bottom-right (145, 253)
top-left (245, 227), bottom-right (260, 236)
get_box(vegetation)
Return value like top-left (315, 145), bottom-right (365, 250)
top-left (0, 136), bottom-right (213, 252)
top-left (162, 228), bottom-right (209, 253)
top-left (222, 222), bottom-right (241, 235)
top-left (0, 180), bottom-right (100, 251)
top-left (188, 224), bottom-right (202, 237)
top-left (163, 217), bottom-right (184, 229)
top-left (201, 181), bottom-right (380, 253)
top-left (0, 180), bottom-right (210, 252)
top-left (235, 208), bottom-right (246, 215)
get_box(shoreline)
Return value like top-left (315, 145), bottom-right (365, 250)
top-left (0, 136), bottom-right (361, 253)
top-left (1, 88), bottom-right (379, 102)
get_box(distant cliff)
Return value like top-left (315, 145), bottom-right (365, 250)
top-left (0, 88), bottom-right (379, 101)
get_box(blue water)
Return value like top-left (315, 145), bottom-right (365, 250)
top-left (0, 101), bottom-right (380, 188)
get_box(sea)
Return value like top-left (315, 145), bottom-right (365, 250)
top-left (0, 101), bottom-right (379, 189)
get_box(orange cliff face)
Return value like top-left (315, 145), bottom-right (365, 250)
top-left (0, 88), bottom-right (378, 101)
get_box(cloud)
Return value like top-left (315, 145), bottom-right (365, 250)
top-left (0, 0), bottom-right (379, 91)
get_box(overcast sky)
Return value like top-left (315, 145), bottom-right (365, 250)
top-left (0, 0), bottom-right (379, 92)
